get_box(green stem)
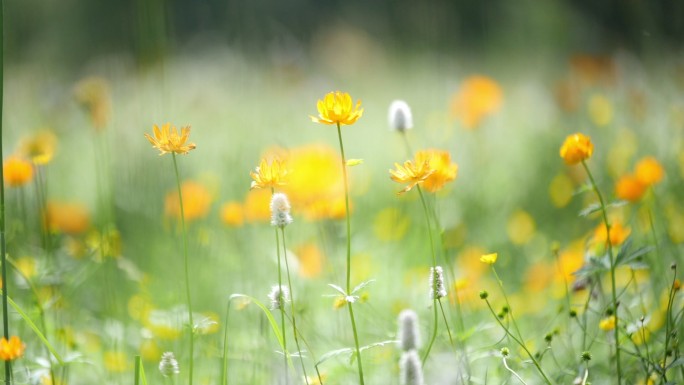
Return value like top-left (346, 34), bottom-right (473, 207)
top-left (171, 153), bottom-right (193, 385)
top-left (0, 0), bottom-right (10, 381)
top-left (581, 160), bottom-right (621, 385)
top-left (492, 267), bottom-right (524, 342)
top-left (662, 267), bottom-right (677, 380)
top-left (281, 228), bottom-right (309, 384)
top-left (274, 226), bottom-right (288, 382)
top-left (335, 122), bottom-right (365, 385)
top-left (422, 299), bottom-right (439, 366)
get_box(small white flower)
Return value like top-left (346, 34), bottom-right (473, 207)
top-left (268, 285), bottom-right (290, 310)
top-left (397, 309), bottom-right (421, 351)
top-left (270, 193), bottom-right (293, 228)
top-left (430, 266), bottom-right (447, 300)
top-left (159, 352), bottom-right (180, 377)
top-left (388, 100), bottom-right (413, 132)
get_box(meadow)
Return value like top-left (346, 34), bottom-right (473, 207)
top-left (1, 38), bottom-right (683, 385)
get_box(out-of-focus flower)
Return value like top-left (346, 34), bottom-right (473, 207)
top-left (144, 123), bottom-right (196, 155)
top-left (0, 336), bottom-right (25, 361)
top-left (159, 351), bottom-right (180, 377)
top-left (20, 130), bottom-right (57, 165)
top-left (220, 201), bottom-right (244, 227)
top-left (268, 285), bottom-right (290, 310)
top-left (139, 339), bottom-right (161, 362)
top-left (588, 94), bottom-right (613, 127)
top-left (635, 156), bottom-right (664, 186)
top-left (399, 350), bottom-right (424, 385)
top-left (397, 309), bottom-right (421, 351)
top-left (270, 192), bottom-right (293, 228)
top-left (615, 174), bottom-right (647, 202)
top-left (390, 159), bottom-right (433, 194)
top-left (450, 75), bottom-right (503, 129)
top-left (15, 257), bottom-right (37, 280)
top-left (164, 180), bottom-right (212, 222)
top-left (560, 133), bottom-right (593, 165)
top-left (243, 188), bottom-right (272, 223)
top-left (45, 201), bottom-right (90, 235)
top-left (593, 221), bottom-right (631, 247)
top-left (549, 173), bottom-right (574, 208)
top-left (414, 149), bottom-right (457, 193)
top-left (74, 76), bottom-right (111, 130)
top-left (373, 207), bottom-right (410, 241)
top-left (250, 157), bottom-right (289, 190)
top-left (294, 243), bottom-right (325, 278)
top-left (3, 156), bottom-right (33, 187)
top-left (569, 54), bottom-right (616, 86)
top-left (310, 91), bottom-right (363, 126)
top-left (480, 253), bottom-right (498, 265)
top-left (506, 210), bottom-right (536, 245)
top-left (388, 100), bottom-right (413, 132)
top-left (104, 351), bottom-right (128, 372)
top-left (599, 316), bottom-right (617, 331)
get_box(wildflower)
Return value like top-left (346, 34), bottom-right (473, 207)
top-left (388, 100), bottom-right (413, 132)
top-left (480, 252), bottom-right (498, 265)
top-left (3, 156), bottom-right (33, 187)
top-left (429, 266), bottom-right (447, 300)
top-left (500, 347), bottom-right (510, 357)
top-left (250, 157), bottom-right (289, 190)
top-left (74, 76), bottom-right (111, 130)
top-left (268, 285), bottom-right (290, 310)
top-left (103, 351), bottom-right (128, 372)
top-left (164, 180), bottom-right (212, 222)
top-left (270, 193), bottom-right (293, 227)
top-left (397, 309), bottom-right (421, 351)
top-left (45, 201), bottom-right (90, 234)
top-left (615, 174), bottom-right (647, 202)
top-left (20, 129), bottom-right (57, 165)
top-left (588, 94), bottom-right (613, 127)
top-left (0, 336), bottom-right (25, 361)
top-left (450, 75), bottom-right (503, 129)
top-left (159, 351), bottom-right (180, 377)
top-left (220, 201), bottom-right (244, 227)
top-left (310, 91), bottom-right (363, 126)
top-left (144, 123), bottom-right (196, 155)
top-left (414, 149), bottom-right (458, 193)
top-left (294, 243), bottom-right (325, 278)
top-left (559, 133), bottom-right (593, 165)
top-left (390, 159), bottom-right (433, 194)
top-left (634, 156), bottom-right (664, 186)
top-left (599, 316), bottom-right (617, 331)
top-left (506, 210), bottom-right (536, 245)
top-left (399, 350), bottom-right (424, 385)
top-left (593, 221), bottom-right (630, 247)
top-left (581, 351), bottom-right (592, 361)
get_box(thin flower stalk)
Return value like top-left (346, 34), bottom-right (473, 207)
top-left (335, 122), bottom-right (365, 385)
top-left (0, 4), bottom-right (11, 381)
top-left (502, 355), bottom-right (528, 385)
top-left (172, 153), bottom-right (195, 385)
top-left (274, 226), bottom-right (288, 382)
top-left (581, 160), bottom-right (622, 384)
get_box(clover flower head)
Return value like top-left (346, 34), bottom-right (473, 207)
top-left (429, 266), bottom-right (447, 300)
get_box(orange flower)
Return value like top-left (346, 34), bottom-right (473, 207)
top-left (165, 180), bottom-right (212, 222)
top-left (450, 75), bottom-right (503, 129)
top-left (250, 157), bottom-right (289, 190)
top-left (615, 174), bottom-right (647, 202)
top-left (144, 123), bottom-right (196, 155)
top-left (634, 156), bottom-right (664, 186)
top-left (389, 159), bottom-right (433, 194)
top-left (3, 156), bottom-right (33, 187)
top-left (45, 201), bottom-right (91, 234)
top-left (594, 221), bottom-right (631, 247)
top-left (414, 149), bottom-right (458, 193)
top-left (560, 133), bottom-right (593, 165)
top-left (220, 201), bottom-right (244, 227)
top-left (0, 336), bottom-right (25, 361)
top-left (310, 91), bottom-right (363, 126)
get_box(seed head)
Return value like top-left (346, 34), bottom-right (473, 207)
top-left (397, 309), bottom-right (421, 351)
top-left (268, 285), bottom-right (290, 310)
top-left (429, 266), bottom-right (447, 300)
top-left (399, 350), bottom-right (424, 385)
top-left (270, 193), bottom-right (293, 228)
top-left (388, 100), bottom-right (413, 132)
top-left (159, 352), bottom-right (180, 377)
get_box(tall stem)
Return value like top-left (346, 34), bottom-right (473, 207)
top-left (581, 160), bottom-right (621, 384)
top-left (274, 225), bottom-right (288, 383)
top-left (0, 0), bottom-right (12, 381)
top-left (171, 154), bottom-right (193, 385)
top-left (335, 123), bottom-right (365, 385)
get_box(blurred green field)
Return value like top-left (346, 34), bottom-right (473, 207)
top-left (2, 3), bottom-right (684, 385)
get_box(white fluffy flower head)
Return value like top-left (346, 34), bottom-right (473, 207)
top-left (388, 100), bottom-right (413, 132)
top-left (270, 192), bottom-right (293, 227)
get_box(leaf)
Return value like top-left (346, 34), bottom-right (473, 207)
top-left (315, 340), bottom-right (397, 367)
top-left (666, 357), bottom-right (684, 370)
top-left (579, 203), bottom-right (601, 217)
top-left (327, 284), bottom-right (347, 296)
top-left (346, 159), bottom-right (364, 167)
top-left (351, 279), bottom-right (376, 295)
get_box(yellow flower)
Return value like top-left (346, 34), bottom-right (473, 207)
top-left (45, 201), bottom-right (91, 235)
top-left (559, 133), bottom-right (593, 165)
top-left (415, 149), bottom-right (458, 193)
top-left (588, 94), bottom-right (613, 127)
top-left (450, 75), bottom-right (503, 129)
top-left (599, 316), bottom-right (616, 331)
top-left (310, 91), bottom-right (363, 126)
top-left (506, 210), bottom-right (536, 245)
top-left (144, 123), bottom-right (196, 155)
top-left (250, 157), bottom-right (289, 190)
top-left (634, 156), bottom-right (664, 186)
top-left (593, 221), bottom-right (631, 247)
top-left (103, 351), bottom-right (129, 372)
top-left (3, 156), bottom-right (33, 187)
top-left (615, 174), bottom-right (647, 202)
top-left (0, 336), bottom-right (25, 361)
top-left (243, 188), bottom-right (272, 223)
top-left (164, 180), bottom-right (212, 222)
top-left (74, 76), bottom-right (111, 131)
top-left (480, 252), bottom-right (498, 265)
top-left (20, 130), bottom-right (57, 165)
top-left (220, 201), bottom-right (244, 227)
top-left (389, 159), bottom-right (433, 194)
